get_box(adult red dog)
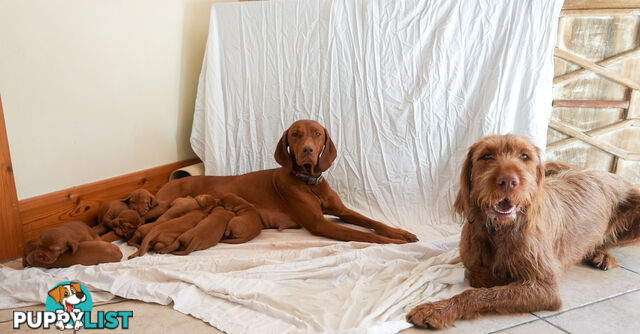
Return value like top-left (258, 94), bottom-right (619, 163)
top-left (147, 120), bottom-right (418, 244)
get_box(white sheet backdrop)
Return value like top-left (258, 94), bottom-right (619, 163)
top-left (1, 1), bottom-right (563, 333)
top-left (192, 0), bottom-right (561, 241)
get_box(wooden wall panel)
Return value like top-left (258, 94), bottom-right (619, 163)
top-left (0, 94), bottom-right (24, 260)
top-left (548, 4), bottom-right (640, 184)
top-left (18, 157), bottom-right (200, 245)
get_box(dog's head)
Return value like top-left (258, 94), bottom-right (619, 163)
top-left (48, 282), bottom-right (87, 313)
top-left (112, 209), bottom-right (144, 239)
top-left (124, 189), bottom-right (158, 216)
top-left (195, 194), bottom-right (218, 210)
top-left (274, 120), bottom-right (337, 175)
top-left (26, 229), bottom-right (78, 265)
top-left (453, 134), bottom-right (544, 227)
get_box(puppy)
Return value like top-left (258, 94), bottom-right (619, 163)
top-left (27, 240), bottom-right (122, 268)
top-left (162, 206), bottom-right (234, 255)
top-left (124, 189), bottom-right (158, 219)
top-left (93, 200), bottom-right (129, 235)
top-left (219, 193), bottom-right (263, 244)
top-left (128, 194), bottom-right (217, 246)
top-left (407, 134), bottom-right (640, 328)
top-left (128, 210), bottom-right (208, 259)
top-left (25, 221), bottom-right (99, 266)
top-left (111, 209), bottom-right (144, 240)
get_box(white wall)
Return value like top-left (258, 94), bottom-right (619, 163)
top-left (0, 0), bottom-right (231, 199)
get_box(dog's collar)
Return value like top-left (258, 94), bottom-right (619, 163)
top-left (291, 171), bottom-right (324, 185)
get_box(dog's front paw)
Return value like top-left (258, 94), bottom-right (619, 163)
top-left (587, 251), bottom-right (618, 271)
top-left (406, 301), bottom-right (457, 329)
top-left (385, 227), bottom-right (419, 243)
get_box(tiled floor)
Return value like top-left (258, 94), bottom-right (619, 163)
top-left (2, 244), bottom-right (639, 333)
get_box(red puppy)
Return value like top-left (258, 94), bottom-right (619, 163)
top-left (164, 206), bottom-right (234, 255)
top-left (127, 194), bottom-right (217, 246)
top-left (25, 221), bottom-right (100, 266)
top-left (24, 240), bottom-right (122, 268)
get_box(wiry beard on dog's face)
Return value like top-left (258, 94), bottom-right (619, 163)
top-left (469, 158), bottom-right (539, 228)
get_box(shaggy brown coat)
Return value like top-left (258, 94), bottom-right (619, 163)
top-left (407, 134), bottom-right (640, 329)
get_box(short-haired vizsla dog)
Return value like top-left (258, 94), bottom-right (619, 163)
top-left (145, 120), bottom-right (418, 244)
top-left (407, 134), bottom-right (640, 328)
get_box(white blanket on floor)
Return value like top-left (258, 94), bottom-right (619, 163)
top-left (1, 232), bottom-right (464, 333)
top-left (0, 0), bottom-right (563, 333)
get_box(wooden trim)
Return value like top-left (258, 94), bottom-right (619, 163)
top-left (0, 93), bottom-right (24, 261)
top-left (562, 0), bottom-right (640, 10)
top-left (549, 119), bottom-right (640, 160)
top-left (552, 100), bottom-right (630, 108)
top-left (547, 119), bottom-right (640, 150)
top-left (561, 8), bottom-right (640, 16)
top-left (554, 48), bottom-right (640, 86)
top-left (10, 157), bottom-right (200, 260)
top-left (554, 48), bottom-right (640, 90)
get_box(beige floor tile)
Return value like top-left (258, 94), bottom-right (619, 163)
top-left (91, 300), bottom-right (223, 333)
top-left (611, 244), bottom-right (640, 274)
top-left (0, 321), bottom-right (59, 332)
top-left (545, 290), bottom-right (640, 334)
top-left (493, 320), bottom-right (565, 334)
top-left (401, 312), bottom-right (536, 334)
top-left (534, 263), bottom-right (640, 317)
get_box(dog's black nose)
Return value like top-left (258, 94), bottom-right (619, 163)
top-left (497, 174), bottom-right (520, 191)
top-left (303, 146), bottom-right (314, 154)
top-left (76, 292), bottom-right (84, 299)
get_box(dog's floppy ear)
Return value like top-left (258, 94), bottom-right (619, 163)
top-left (274, 130), bottom-right (293, 169)
top-left (48, 285), bottom-right (64, 304)
top-left (535, 146), bottom-right (545, 188)
top-left (122, 193), bottom-right (132, 205)
top-left (149, 194), bottom-right (158, 208)
top-left (453, 144), bottom-right (476, 219)
top-left (316, 127), bottom-right (337, 173)
top-left (68, 240), bottom-right (79, 255)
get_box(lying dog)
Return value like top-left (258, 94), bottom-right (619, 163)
top-left (146, 120), bottom-right (417, 244)
top-left (124, 188), bottom-right (158, 220)
top-left (128, 210), bottom-right (208, 259)
top-left (219, 193), bottom-right (263, 244)
top-left (93, 200), bottom-right (129, 235)
top-left (25, 240), bottom-right (122, 268)
top-left (164, 206), bottom-right (234, 255)
top-left (25, 221), bottom-right (100, 266)
top-left (127, 194), bottom-right (217, 246)
top-left (407, 134), bottom-right (640, 328)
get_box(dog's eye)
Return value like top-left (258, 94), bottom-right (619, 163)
top-left (521, 153), bottom-right (529, 160)
top-left (480, 154), bottom-right (494, 160)
top-left (315, 131), bottom-right (321, 137)
top-left (291, 132), bottom-right (299, 137)
top-left (64, 291), bottom-right (69, 297)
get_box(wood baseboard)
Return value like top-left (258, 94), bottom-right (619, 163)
top-left (2, 157), bottom-right (200, 261)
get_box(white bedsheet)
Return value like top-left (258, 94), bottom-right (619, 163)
top-left (1, 0), bottom-right (563, 333)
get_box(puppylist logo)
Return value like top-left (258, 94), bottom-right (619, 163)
top-left (13, 281), bottom-right (133, 330)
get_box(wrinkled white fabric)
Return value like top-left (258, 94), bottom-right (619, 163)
top-left (1, 0), bottom-right (563, 333)
top-left (2, 233), bottom-right (464, 333)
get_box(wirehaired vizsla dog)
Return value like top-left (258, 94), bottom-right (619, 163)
top-left (407, 134), bottom-right (640, 329)
top-left (146, 120), bottom-right (418, 244)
